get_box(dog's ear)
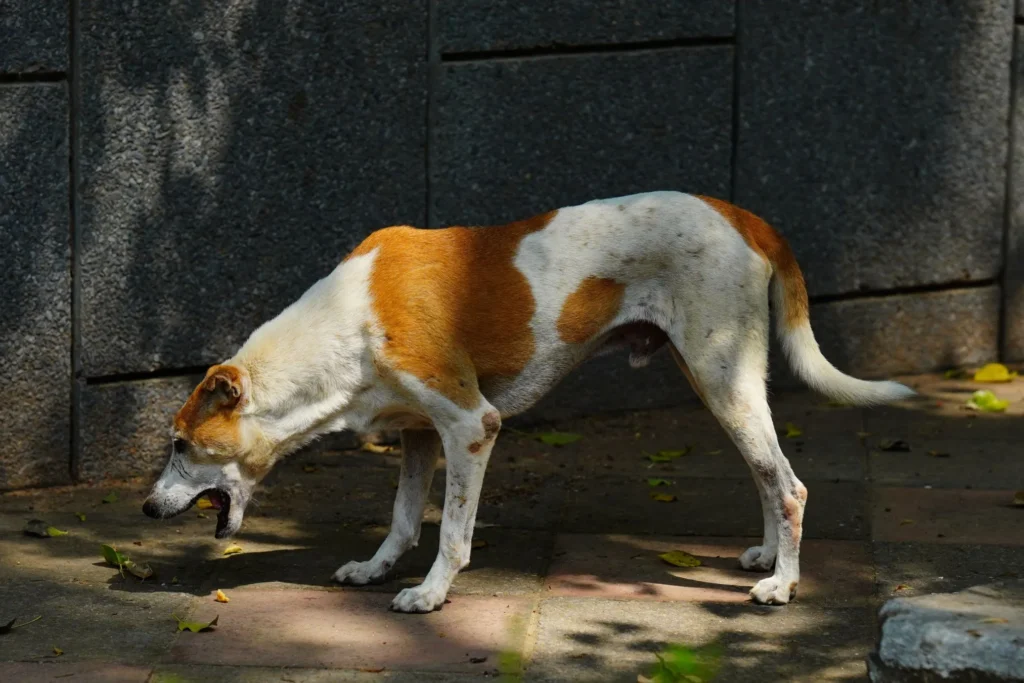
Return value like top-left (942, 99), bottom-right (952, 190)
top-left (202, 364), bottom-right (249, 409)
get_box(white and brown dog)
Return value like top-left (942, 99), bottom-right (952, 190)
top-left (143, 191), bottom-right (913, 612)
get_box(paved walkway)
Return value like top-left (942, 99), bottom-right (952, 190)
top-left (1, 372), bottom-right (1022, 682)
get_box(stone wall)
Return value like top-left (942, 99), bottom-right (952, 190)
top-left (1, 0), bottom-right (1021, 488)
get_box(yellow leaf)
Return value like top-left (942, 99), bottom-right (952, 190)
top-left (53, 646), bottom-right (63, 656)
top-left (706, 449), bottom-right (723, 456)
top-left (980, 617), bottom-right (1008, 624)
top-left (973, 363), bottom-right (1017, 383)
top-left (1013, 491), bottom-right (1024, 507)
top-left (215, 589), bottom-right (230, 603)
top-left (196, 498), bottom-right (215, 510)
top-left (966, 390), bottom-right (1009, 413)
top-left (784, 423), bottom-right (802, 438)
top-left (658, 550), bottom-right (701, 568)
top-left (899, 519), bottom-right (915, 526)
top-left (361, 442), bottom-right (397, 454)
top-left (222, 544), bottom-right (243, 556)
top-left (196, 513), bottom-right (207, 519)
top-left (75, 512), bottom-right (86, 522)
top-left (893, 584), bottom-right (910, 592)
top-left (303, 464), bottom-right (318, 473)
top-left (650, 492), bottom-right (676, 503)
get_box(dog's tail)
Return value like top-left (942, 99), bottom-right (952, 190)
top-left (768, 238), bottom-right (915, 406)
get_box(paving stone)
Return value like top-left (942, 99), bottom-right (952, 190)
top-left (168, 589), bottom-right (533, 673)
top-left (869, 581), bottom-right (1024, 682)
top-left (560, 477), bottom-right (869, 540)
top-left (437, 0), bottom-right (733, 53)
top-left (868, 438), bottom-right (1024, 489)
top-left (545, 535), bottom-right (873, 607)
top-left (528, 598), bottom-right (873, 682)
top-left (77, 375), bottom-right (201, 481)
top-left (77, 0), bottom-right (427, 376)
top-left (737, 0), bottom-right (1011, 296)
top-left (0, 0), bottom-right (67, 72)
top-left (431, 47), bottom-right (732, 227)
top-left (1007, 26), bottom-right (1024, 361)
top-left (872, 487), bottom-right (1024, 544)
top-left (0, 84), bottom-right (70, 490)
top-left (0, 580), bottom-right (195, 664)
top-left (0, 663), bottom-right (151, 683)
top-left (874, 542), bottom-right (1024, 600)
top-left (152, 666), bottom-right (483, 682)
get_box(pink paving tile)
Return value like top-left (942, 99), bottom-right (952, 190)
top-left (0, 663), bottom-right (151, 683)
top-left (545, 534), bottom-right (873, 606)
top-left (168, 589), bottom-right (532, 672)
top-left (872, 487), bottom-right (1024, 544)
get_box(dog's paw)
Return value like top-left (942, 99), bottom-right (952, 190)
top-left (332, 560), bottom-right (388, 586)
top-left (738, 544), bottom-right (777, 572)
top-left (390, 584), bottom-right (448, 613)
top-left (749, 576), bottom-right (797, 605)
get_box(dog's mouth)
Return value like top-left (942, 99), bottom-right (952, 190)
top-left (192, 488), bottom-right (232, 538)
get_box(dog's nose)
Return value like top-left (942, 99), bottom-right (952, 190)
top-left (142, 499), bottom-right (159, 519)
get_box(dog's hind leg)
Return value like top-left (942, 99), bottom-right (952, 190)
top-left (670, 310), bottom-right (806, 605)
top-left (332, 429), bottom-right (441, 586)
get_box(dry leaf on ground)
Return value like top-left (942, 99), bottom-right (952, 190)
top-left (222, 544), bottom-right (243, 555)
top-left (1012, 491), bottom-right (1024, 507)
top-left (973, 363), bottom-right (1017, 383)
top-left (75, 512), bottom-right (86, 522)
top-left (173, 614), bottom-right (219, 633)
top-left (879, 439), bottom-right (911, 452)
top-left (784, 423), bottom-right (802, 438)
top-left (215, 589), bottom-right (230, 603)
top-left (658, 550), bottom-right (701, 568)
top-left (647, 478), bottom-right (672, 487)
top-left (101, 492), bottom-right (118, 504)
top-left (650, 492), bottom-right (677, 503)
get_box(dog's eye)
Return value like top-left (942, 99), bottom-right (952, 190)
top-left (172, 438), bottom-right (188, 453)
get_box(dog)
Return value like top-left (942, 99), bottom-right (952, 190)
top-left (142, 191), bottom-right (913, 612)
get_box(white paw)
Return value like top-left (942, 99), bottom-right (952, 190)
top-left (749, 576), bottom-right (797, 605)
top-left (332, 560), bottom-right (388, 586)
top-left (739, 545), bottom-right (777, 572)
top-left (390, 583), bottom-right (448, 613)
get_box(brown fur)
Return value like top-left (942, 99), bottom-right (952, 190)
top-left (783, 494), bottom-right (803, 545)
top-left (556, 276), bottom-right (626, 344)
top-left (347, 212), bottom-right (557, 409)
top-left (697, 196), bottom-right (810, 328)
top-left (174, 365), bottom-right (245, 464)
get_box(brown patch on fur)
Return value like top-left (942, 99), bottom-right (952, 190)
top-left (174, 364), bottom-right (248, 462)
top-left (788, 581), bottom-right (798, 599)
top-left (795, 482), bottom-right (808, 504)
top-left (482, 411), bottom-right (501, 440)
top-left (783, 494), bottom-right (803, 545)
top-left (468, 442), bottom-right (482, 454)
top-left (697, 196), bottom-right (809, 328)
top-left (557, 276), bottom-right (626, 344)
top-left (669, 344), bottom-right (705, 404)
top-left (347, 212), bottom-right (557, 409)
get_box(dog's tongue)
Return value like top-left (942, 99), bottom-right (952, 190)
top-left (206, 492), bottom-right (223, 510)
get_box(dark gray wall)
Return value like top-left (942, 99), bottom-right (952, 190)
top-left (1, 0), bottom-right (1020, 489)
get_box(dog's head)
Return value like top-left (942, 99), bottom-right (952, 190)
top-left (142, 363), bottom-right (268, 538)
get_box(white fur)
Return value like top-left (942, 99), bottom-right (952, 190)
top-left (152, 191), bottom-right (913, 611)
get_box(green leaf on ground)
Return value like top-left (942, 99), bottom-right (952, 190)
top-left (966, 390), bottom-right (1009, 413)
top-left (647, 478), bottom-right (673, 487)
top-left (641, 641), bottom-right (721, 683)
top-left (647, 449), bottom-right (688, 463)
top-left (658, 550), bottom-right (701, 568)
top-left (23, 520), bottom-right (67, 538)
top-left (52, 646), bottom-right (63, 656)
top-left (101, 544), bottom-right (129, 576)
top-left (173, 614), bottom-right (219, 633)
top-left (650, 492), bottom-right (677, 503)
top-left (75, 512), bottom-right (86, 522)
top-left (783, 423), bottom-right (802, 438)
top-left (944, 368), bottom-right (969, 379)
top-left (101, 492), bottom-right (118, 504)
top-left (534, 432), bottom-right (583, 446)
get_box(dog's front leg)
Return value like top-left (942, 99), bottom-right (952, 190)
top-left (389, 408), bottom-right (500, 613)
top-left (333, 429), bottom-right (441, 585)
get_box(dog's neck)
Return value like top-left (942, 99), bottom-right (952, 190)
top-left (230, 252), bottom-right (381, 458)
